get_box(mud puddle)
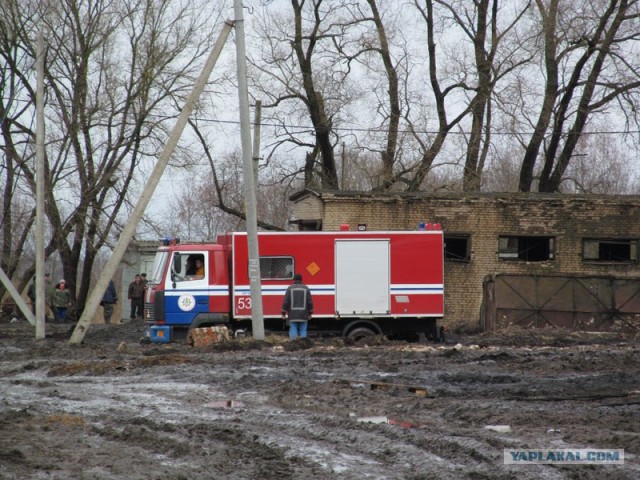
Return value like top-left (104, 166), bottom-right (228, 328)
top-left (0, 322), bottom-right (638, 479)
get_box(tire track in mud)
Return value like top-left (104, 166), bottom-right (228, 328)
top-left (184, 354), bottom-right (579, 479)
top-left (205, 346), bottom-right (637, 478)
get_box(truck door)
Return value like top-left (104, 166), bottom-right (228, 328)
top-left (164, 251), bottom-right (210, 326)
top-left (335, 240), bottom-right (390, 315)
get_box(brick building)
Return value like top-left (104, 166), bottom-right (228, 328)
top-left (290, 190), bottom-right (640, 332)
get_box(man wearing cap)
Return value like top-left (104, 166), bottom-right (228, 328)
top-left (281, 273), bottom-right (313, 339)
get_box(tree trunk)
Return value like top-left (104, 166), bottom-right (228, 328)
top-left (292, 0), bottom-right (339, 190)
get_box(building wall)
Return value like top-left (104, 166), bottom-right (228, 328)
top-left (292, 194), bottom-right (324, 221)
top-left (310, 192), bottom-right (640, 330)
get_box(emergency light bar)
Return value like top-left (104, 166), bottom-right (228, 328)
top-left (418, 222), bottom-right (442, 230)
top-left (162, 237), bottom-right (180, 246)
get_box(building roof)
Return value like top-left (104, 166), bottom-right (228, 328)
top-left (292, 189), bottom-right (640, 205)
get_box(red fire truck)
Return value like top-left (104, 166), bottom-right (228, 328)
top-left (144, 228), bottom-right (444, 341)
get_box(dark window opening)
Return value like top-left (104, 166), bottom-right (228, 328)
top-left (499, 236), bottom-right (554, 261)
top-left (583, 239), bottom-right (637, 262)
top-left (260, 256), bottom-right (294, 279)
top-left (445, 235), bottom-right (470, 261)
top-left (290, 219), bottom-right (322, 231)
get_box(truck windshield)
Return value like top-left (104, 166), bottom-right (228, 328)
top-left (149, 251), bottom-right (169, 284)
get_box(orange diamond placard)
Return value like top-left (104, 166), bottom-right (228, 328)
top-left (306, 261), bottom-right (320, 276)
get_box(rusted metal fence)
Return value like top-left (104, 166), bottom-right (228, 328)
top-left (483, 274), bottom-right (640, 332)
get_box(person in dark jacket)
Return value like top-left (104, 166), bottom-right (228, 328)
top-left (101, 280), bottom-right (118, 324)
top-left (28, 273), bottom-right (55, 318)
top-left (127, 275), bottom-right (145, 321)
top-left (27, 280), bottom-right (36, 314)
top-left (281, 273), bottom-right (313, 339)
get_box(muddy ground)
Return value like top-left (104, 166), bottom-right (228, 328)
top-left (0, 319), bottom-right (638, 480)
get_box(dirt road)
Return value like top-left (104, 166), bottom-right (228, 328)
top-left (0, 320), bottom-right (638, 479)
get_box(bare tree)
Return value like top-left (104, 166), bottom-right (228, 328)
top-left (332, 0), bottom-right (404, 189)
top-left (0, 0), bottom-right (40, 301)
top-left (0, 0), bottom-right (224, 313)
top-left (396, 0), bottom-right (476, 191)
top-left (249, 0), bottom-right (358, 190)
top-left (519, 0), bottom-right (640, 192)
top-left (185, 119), bottom-right (289, 232)
top-left (294, 1), bottom-right (341, 188)
top-left (431, 0), bottom-right (533, 191)
top-left (6, 0), bottom-right (640, 316)
top-left (161, 145), bottom-right (297, 240)
top-left (337, 147), bottom-right (380, 191)
top-left (557, 125), bottom-right (638, 194)
top-left (481, 147), bottom-right (522, 192)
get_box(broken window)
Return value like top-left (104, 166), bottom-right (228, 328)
top-left (259, 256), bottom-right (294, 279)
top-left (498, 236), bottom-right (554, 261)
top-left (445, 235), bottom-right (471, 261)
top-left (583, 239), bottom-right (637, 262)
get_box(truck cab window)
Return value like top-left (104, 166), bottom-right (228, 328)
top-left (172, 253), bottom-right (206, 282)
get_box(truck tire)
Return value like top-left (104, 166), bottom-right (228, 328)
top-left (347, 326), bottom-right (377, 342)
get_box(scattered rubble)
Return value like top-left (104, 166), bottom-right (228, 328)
top-left (0, 320), bottom-right (638, 479)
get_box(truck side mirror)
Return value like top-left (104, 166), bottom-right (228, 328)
top-left (173, 255), bottom-right (182, 274)
top-left (170, 255), bottom-right (182, 288)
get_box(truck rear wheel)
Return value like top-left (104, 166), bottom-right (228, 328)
top-left (347, 327), bottom-right (377, 342)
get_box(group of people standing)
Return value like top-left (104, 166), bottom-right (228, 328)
top-left (26, 272), bottom-right (148, 325)
top-left (97, 272), bottom-right (147, 324)
top-left (27, 273), bottom-right (72, 323)
top-left (100, 272), bottom-right (148, 324)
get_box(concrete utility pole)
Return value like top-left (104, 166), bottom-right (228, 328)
top-left (69, 21), bottom-right (234, 344)
top-left (35, 30), bottom-right (46, 339)
top-left (234, 0), bottom-right (265, 340)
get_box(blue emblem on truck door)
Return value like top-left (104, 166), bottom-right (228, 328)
top-left (178, 294), bottom-right (196, 311)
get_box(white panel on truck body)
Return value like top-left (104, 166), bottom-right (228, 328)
top-left (335, 240), bottom-right (390, 315)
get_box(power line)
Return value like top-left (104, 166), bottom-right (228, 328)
top-left (186, 115), bottom-right (640, 137)
top-left (3, 96), bottom-right (639, 137)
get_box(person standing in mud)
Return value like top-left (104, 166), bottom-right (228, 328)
top-left (28, 273), bottom-right (55, 319)
top-left (52, 280), bottom-right (72, 323)
top-left (281, 273), bottom-right (313, 339)
top-left (27, 278), bottom-right (36, 314)
top-left (128, 274), bottom-right (145, 322)
top-left (101, 280), bottom-right (118, 324)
